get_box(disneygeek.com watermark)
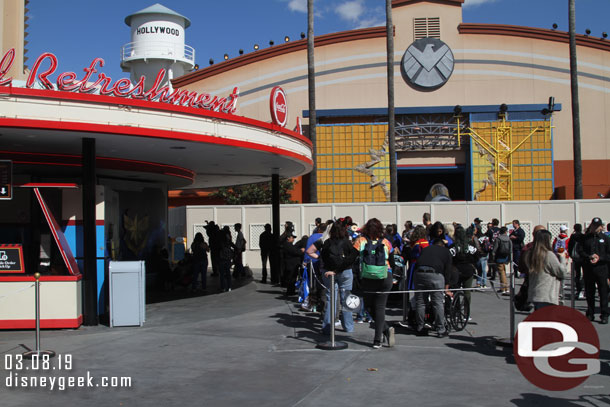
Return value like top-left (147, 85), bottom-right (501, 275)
top-left (514, 305), bottom-right (601, 391)
top-left (3, 354), bottom-right (131, 391)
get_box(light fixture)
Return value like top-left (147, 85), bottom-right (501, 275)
top-left (552, 23), bottom-right (558, 30)
top-left (170, 146), bottom-right (186, 150)
top-left (209, 58), bottom-right (214, 65)
top-left (269, 40), bottom-right (274, 46)
top-left (300, 32), bottom-right (306, 39)
top-left (585, 28), bottom-right (591, 36)
top-left (239, 49), bottom-right (244, 55)
top-left (284, 36), bottom-right (290, 42)
top-left (193, 64), bottom-right (199, 70)
top-left (254, 44), bottom-right (259, 50)
top-left (603, 32), bottom-right (608, 39)
top-left (224, 53), bottom-right (229, 60)
top-left (453, 105), bottom-right (462, 115)
top-left (499, 103), bottom-right (508, 113)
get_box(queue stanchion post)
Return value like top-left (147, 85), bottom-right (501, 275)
top-left (402, 264), bottom-right (408, 324)
top-left (496, 256), bottom-right (515, 348)
top-left (570, 261), bottom-right (575, 309)
top-left (317, 273), bottom-right (348, 350)
top-left (22, 273), bottom-right (56, 359)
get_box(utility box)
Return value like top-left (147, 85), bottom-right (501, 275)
top-left (109, 261), bottom-right (146, 327)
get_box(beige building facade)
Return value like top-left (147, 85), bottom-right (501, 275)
top-left (174, 0), bottom-right (610, 203)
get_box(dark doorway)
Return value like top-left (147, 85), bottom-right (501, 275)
top-left (398, 170), bottom-right (467, 202)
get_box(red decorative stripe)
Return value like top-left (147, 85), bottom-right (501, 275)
top-left (0, 315), bottom-right (83, 329)
top-left (172, 26), bottom-right (388, 87)
top-left (15, 183), bottom-right (79, 188)
top-left (0, 118), bottom-right (314, 168)
top-left (0, 275), bottom-right (83, 282)
top-left (0, 244), bottom-right (21, 248)
top-left (458, 23), bottom-right (610, 52)
top-left (0, 87), bottom-right (312, 148)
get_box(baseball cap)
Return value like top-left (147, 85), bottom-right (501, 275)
top-left (474, 218), bottom-right (483, 223)
top-left (560, 225), bottom-right (568, 232)
top-left (590, 217), bottom-right (603, 228)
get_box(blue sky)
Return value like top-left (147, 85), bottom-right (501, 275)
top-left (25, 0), bottom-right (610, 82)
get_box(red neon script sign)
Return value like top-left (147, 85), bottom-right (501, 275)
top-left (0, 48), bottom-right (239, 114)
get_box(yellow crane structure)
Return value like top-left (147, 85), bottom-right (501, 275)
top-left (456, 110), bottom-right (552, 201)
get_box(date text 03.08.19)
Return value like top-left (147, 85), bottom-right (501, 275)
top-left (4, 354), bottom-right (72, 371)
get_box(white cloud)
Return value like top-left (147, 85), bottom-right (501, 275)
top-left (335, 0), bottom-right (365, 23)
top-left (287, 0), bottom-right (307, 13)
top-left (463, 0), bottom-right (499, 7)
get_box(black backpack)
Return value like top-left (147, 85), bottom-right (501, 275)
top-left (496, 238), bottom-right (511, 258)
top-left (322, 239), bottom-right (348, 271)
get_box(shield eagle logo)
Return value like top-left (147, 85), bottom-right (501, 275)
top-left (401, 38), bottom-right (454, 90)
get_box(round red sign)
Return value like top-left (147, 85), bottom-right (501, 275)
top-left (513, 305), bottom-right (600, 391)
top-left (269, 86), bottom-right (288, 127)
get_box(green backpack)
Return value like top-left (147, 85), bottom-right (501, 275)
top-left (360, 238), bottom-right (388, 279)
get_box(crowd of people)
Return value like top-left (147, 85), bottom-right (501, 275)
top-left (269, 213), bottom-right (610, 347)
top-left (174, 213), bottom-right (609, 347)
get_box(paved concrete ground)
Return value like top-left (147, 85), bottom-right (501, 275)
top-left (0, 270), bottom-right (608, 407)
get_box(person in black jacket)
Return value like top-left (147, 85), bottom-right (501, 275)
top-left (577, 217), bottom-right (610, 324)
top-left (510, 219), bottom-right (526, 276)
top-left (567, 223), bottom-right (585, 300)
top-left (414, 238), bottom-right (454, 338)
top-left (259, 224), bottom-right (273, 284)
top-left (283, 232), bottom-right (305, 296)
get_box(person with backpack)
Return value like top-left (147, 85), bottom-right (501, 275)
top-left (353, 218), bottom-right (395, 348)
top-left (552, 225), bottom-right (569, 255)
top-left (493, 227), bottom-right (513, 295)
top-left (577, 217), bottom-right (610, 324)
top-left (567, 223), bottom-right (585, 300)
top-left (307, 220), bottom-right (358, 335)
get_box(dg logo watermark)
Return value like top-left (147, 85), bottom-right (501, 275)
top-left (514, 305), bottom-right (600, 391)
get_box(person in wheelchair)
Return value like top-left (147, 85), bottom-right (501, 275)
top-left (414, 238), bottom-right (453, 338)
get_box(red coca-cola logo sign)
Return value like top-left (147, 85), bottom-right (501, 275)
top-left (269, 86), bottom-right (288, 127)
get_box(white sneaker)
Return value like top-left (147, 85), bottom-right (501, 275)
top-left (578, 292), bottom-right (585, 300)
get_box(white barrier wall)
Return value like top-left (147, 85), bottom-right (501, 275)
top-left (171, 200), bottom-right (610, 269)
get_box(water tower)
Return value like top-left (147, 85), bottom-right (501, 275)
top-left (121, 3), bottom-right (195, 90)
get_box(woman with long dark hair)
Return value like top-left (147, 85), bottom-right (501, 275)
top-left (524, 229), bottom-right (568, 310)
top-left (353, 218), bottom-right (394, 348)
top-left (450, 226), bottom-right (479, 305)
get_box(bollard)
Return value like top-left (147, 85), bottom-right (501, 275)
top-left (22, 273), bottom-right (56, 359)
top-left (317, 273), bottom-right (348, 350)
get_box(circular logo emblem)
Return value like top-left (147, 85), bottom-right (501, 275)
top-left (514, 305), bottom-right (600, 391)
top-left (401, 38), bottom-right (454, 90)
top-left (344, 293), bottom-right (361, 312)
top-left (269, 86), bottom-right (288, 127)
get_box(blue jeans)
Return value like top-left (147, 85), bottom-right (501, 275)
top-left (477, 255), bottom-right (488, 286)
top-left (322, 269), bottom-right (354, 333)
